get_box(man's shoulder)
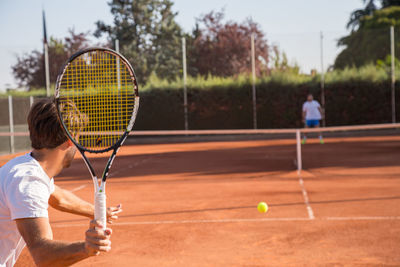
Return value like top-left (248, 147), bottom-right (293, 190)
top-left (2, 153), bottom-right (33, 167)
top-left (0, 154), bottom-right (43, 185)
top-left (2, 153), bottom-right (35, 171)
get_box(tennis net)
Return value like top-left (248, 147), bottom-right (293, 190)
top-left (1, 123), bottom-right (399, 173)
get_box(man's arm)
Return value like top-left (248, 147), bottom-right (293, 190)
top-left (15, 218), bottom-right (111, 267)
top-left (49, 185), bottom-right (122, 223)
top-left (318, 106), bottom-right (324, 119)
top-left (49, 185), bottom-right (93, 218)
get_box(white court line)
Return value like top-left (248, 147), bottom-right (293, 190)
top-left (51, 217), bottom-right (311, 228)
top-left (298, 174), bottom-right (315, 220)
top-left (326, 216), bottom-right (400, 221)
top-left (70, 185), bottom-right (87, 192)
top-left (51, 216), bottom-right (400, 228)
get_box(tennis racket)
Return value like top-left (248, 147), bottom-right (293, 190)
top-left (55, 47), bottom-right (139, 230)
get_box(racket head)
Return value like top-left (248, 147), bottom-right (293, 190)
top-left (55, 47), bottom-right (139, 153)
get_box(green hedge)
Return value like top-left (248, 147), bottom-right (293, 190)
top-left (134, 80), bottom-right (400, 130)
top-left (4, 78), bottom-right (398, 130)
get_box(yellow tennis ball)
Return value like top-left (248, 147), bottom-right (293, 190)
top-left (257, 202), bottom-right (268, 213)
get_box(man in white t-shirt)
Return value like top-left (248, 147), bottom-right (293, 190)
top-left (0, 98), bottom-right (122, 266)
top-left (302, 94), bottom-right (324, 144)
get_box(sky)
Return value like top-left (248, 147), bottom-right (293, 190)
top-left (0, 0), bottom-right (362, 91)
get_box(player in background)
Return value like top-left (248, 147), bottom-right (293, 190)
top-left (0, 98), bottom-right (122, 267)
top-left (302, 94), bottom-right (324, 144)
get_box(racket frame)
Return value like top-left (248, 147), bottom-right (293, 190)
top-left (55, 47), bottom-right (140, 230)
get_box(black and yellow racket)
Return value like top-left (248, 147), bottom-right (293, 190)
top-left (55, 47), bottom-right (139, 230)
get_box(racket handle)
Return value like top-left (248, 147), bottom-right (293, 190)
top-left (94, 191), bottom-right (107, 230)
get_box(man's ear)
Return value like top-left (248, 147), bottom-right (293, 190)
top-left (60, 139), bottom-right (73, 150)
top-left (67, 139), bottom-right (74, 146)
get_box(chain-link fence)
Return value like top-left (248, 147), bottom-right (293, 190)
top-left (1, 27), bottom-right (400, 154)
top-left (0, 96), bottom-right (34, 155)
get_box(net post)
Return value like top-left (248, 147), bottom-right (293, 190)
top-left (320, 31), bottom-right (326, 127)
top-left (29, 96), bottom-right (34, 107)
top-left (8, 95), bottom-right (15, 154)
top-left (182, 37), bottom-right (189, 131)
top-left (251, 33), bottom-right (257, 129)
top-left (391, 26), bottom-right (396, 123)
top-left (296, 129), bottom-right (302, 174)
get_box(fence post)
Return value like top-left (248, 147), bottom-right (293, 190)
top-left (44, 44), bottom-right (50, 97)
top-left (115, 39), bottom-right (121, 91)
top-left (8, 95), bottom-right (14, 154)
top-left (29, 96), bottom-right (34, 107)
top-left (182, 37), bottom-right (188, 130)
top-left (251, 33), bottom-right (257, 129)
top-left (391, 26), bottom-right (396, 123)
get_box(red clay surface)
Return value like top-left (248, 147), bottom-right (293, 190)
top-left (5, 135), bottom-right (400, 266)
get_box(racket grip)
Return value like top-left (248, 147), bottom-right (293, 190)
top-left (94, 191), bottom-right (107, 230)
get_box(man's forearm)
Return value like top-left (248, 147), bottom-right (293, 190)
top-left (29, 240), bottom-right (89, 267)
top-left (17, 218), bottom-right (112, 267)
top-left (50, 187), bottom-right (94, 218)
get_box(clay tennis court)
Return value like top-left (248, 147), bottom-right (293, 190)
top-left (6, 133), bottom-right (400, 266)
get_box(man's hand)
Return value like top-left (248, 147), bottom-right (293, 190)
top-left (50, 185), bottom-right (123, 224)
top-left (107, 204), bottom-right (123, 224)
top-left (85, 220), bottom-right (112, 256)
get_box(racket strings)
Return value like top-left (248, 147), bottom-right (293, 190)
top-left (58, 50), bottom-right (137, 151)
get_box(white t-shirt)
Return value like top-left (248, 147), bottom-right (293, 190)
top-left (0, 153), bottom-right (54, 267)
top-left (302, 100), bottom-right (322, 120)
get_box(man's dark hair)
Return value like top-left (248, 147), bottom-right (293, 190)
top-left (27, 98), bottom-right (67, 149)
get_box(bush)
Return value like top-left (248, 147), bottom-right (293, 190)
top-left (135, 78), bottom-right (399, 130)
top-left (3, 65), bottom-right (399, 129)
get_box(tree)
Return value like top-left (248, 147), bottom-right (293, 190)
top-left (12, 29), bottom-right (90, 88)
top-left (94, 0), bottom-right (182, 83)
top-left (347, 0), bottom-right (400, 30)
top-left (190, 10), bottom-right (269, 77)
top-left (382, 0), bottom-right (400, 7)
top-left (347, 0), bottom-right (378, 31)
top-left (335, 6), bottom-right (400, 69)
top-left (269, 46), bottom-right (300, 74)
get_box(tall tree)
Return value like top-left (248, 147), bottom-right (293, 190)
top-left (335, 6), bottom-right (400, 69)
top-left (382, 0), bottom-right (400, 7)
top-left (347, 0), bottom-right (400, 30)
top-left (190, 10), bottom-right (269, 77)
top-left (94, 0), bottom-right (182, 83)
top-left (12, 29), bottom-right (90, 88)
top-left (347, 0), bottom-right (378, 31)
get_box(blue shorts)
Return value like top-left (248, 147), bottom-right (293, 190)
top-left (306, 119), bottom-right (320, 127)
